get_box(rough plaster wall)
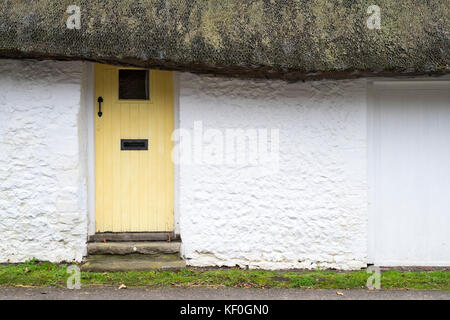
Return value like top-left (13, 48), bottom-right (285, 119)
top-left (179, 73), bottom-right (368, 270)
top-left (0, 59), bottom-right (88, 263)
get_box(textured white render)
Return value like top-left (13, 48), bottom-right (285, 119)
top-left (0, 60), bottom-right (88, 263)
top-left (178, 73), bottom-right (368, 270)
top-left (0, 60), bottom-right (369, 268)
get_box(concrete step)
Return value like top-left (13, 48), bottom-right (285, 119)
top-left (87, 241), bottom-right (181, 256)
top-left (88, 232), bottom-right (177, 242)
top-left (81, 254), bottom-right (186, 272)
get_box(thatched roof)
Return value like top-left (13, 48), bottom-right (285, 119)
top-left (0, 0), bottom-right (448, 80)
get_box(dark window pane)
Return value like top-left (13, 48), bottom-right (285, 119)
top-left (119, 70), bottom-right (149, 100)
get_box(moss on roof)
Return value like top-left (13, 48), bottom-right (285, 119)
top-left (0, 0), bottom-right (448, 80)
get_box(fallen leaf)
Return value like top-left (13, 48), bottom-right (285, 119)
top-left (118, 284), bottom-right (127, 290)
top-left (336, 291), bottom-right (344, 296)
top-left (16, 284), bottom-right (35, 288)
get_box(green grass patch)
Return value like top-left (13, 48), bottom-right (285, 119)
top-left (0, 260), bottom-right (449, 290)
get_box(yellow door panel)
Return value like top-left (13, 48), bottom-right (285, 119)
top-left (94, 64), bottom-right (174, 232)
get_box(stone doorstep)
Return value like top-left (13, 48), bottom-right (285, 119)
top-left (81, 254), bottom-right (186, 272)
top-left (88, 232), bottom-right (178, 242)
top-left (87, 241), bottom-right (181, 256)
top-left (83, 242), bottom-right (185, 272)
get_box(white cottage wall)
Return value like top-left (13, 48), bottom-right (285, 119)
top-left (178, 73), bottom-right (368, 270)
top-left (1, 60), bottom-right (448, 269)
top-left (0, 59), bottom-right (88, 263)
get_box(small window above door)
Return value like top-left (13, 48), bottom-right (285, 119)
top-left (118, 69), bottom-right (149, 100)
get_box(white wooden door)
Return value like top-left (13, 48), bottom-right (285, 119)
top-left (369, 81), bottom-right (450, 266)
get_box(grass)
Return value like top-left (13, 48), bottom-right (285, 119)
top-left (0, 260), bottom-right (449, 290)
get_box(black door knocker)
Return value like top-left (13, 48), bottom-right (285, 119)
top-left (97, 96), bottom-right (103, 117)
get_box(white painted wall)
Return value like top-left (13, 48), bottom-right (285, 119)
top-left (178, 73), bottom-right (368, 270)
top-left (0, 59), bottom-right (88, 263)
top-left (1, 59), bottom-right (447, 268)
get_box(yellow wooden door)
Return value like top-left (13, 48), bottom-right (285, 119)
top-left (94, 64), bottom-right (174, 232)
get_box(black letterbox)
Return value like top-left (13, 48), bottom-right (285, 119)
top-left (121, 139), bottom-right (148, 150)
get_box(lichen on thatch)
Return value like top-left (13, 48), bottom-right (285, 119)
top-left (0, 0), bottom-right (448, 80)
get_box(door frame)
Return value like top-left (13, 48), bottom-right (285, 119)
top-left (84, 62), bottom-right (181, 237)
top-left (367, 77), bottom-right (450, 264)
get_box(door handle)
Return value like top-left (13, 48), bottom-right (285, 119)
top-left (97, 96), bottom-right (103, 117)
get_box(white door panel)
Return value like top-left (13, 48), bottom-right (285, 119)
top-left (369, 82), bottom-right (450, 266)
